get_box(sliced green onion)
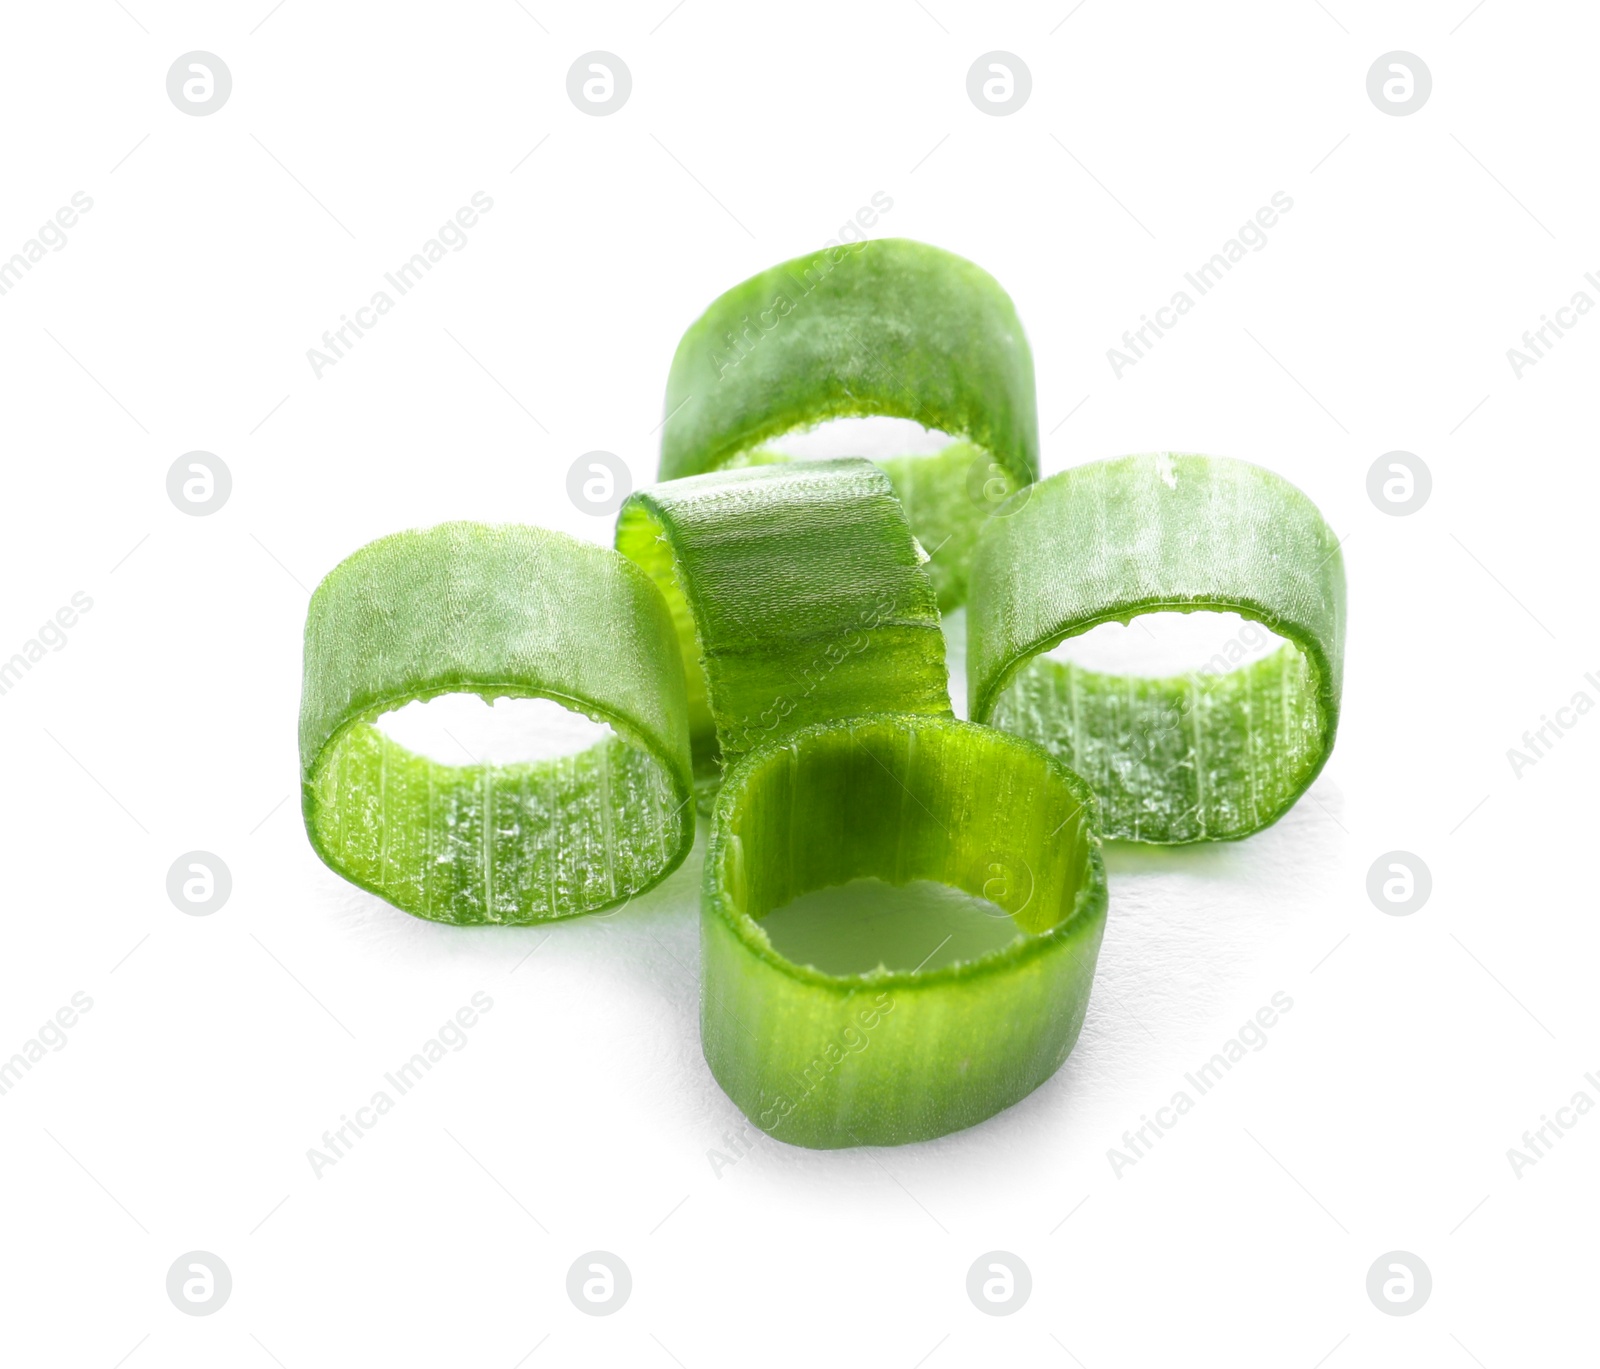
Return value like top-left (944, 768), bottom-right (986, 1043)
top-left (968, 453), bottom-right (1345, 844)
top-left (702, 713), bottom-right (1107, 1149)
top-left (300, 523), bottom-right (695, 924)
top-left (615, 458), bottom-right (951, 796)
top-left (682, 439), bottom-right (1021, 612)
top-left (878, 440), bottom-right (1030, 610)
top-left (657, 238), bottom-right (1039, 606)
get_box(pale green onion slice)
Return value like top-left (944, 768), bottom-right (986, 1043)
top-left (968, 453), bottom-right (1345, 843)
top-left (657, 238), bottom-right (1039, 607)
top-left (300, 523), bottom-right (695, 924)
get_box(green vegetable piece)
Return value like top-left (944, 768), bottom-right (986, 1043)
top-left (657, 238), bottom-right (1039, 607)
top-left (702, 714), bottom-right (1107, 1148)
top-left (969, 453), bottom-right (1346, 843)
top-left (300, 522), bottom-right (695, 923)
top-left (616, 458), bottom-right (951, 798)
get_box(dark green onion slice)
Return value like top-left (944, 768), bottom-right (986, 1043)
top-left (300, 523), bottom-right (695, 924)
top-left (968, 453), bottom-right (1345, 844)
top-left (615, 459), bottom-right (951, 798)
top-left (657, 238), bottom-right (1039, 607)
top-left (702, 714), bottom-right (1107, 1149)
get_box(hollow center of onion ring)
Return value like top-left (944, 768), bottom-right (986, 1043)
top-left (758, 877), bottom-right (1022, 976)
top-left (1044, 610), bottom-right (1289, 678)
top-left (764, 415), bottom-right (957, 461)
top-left (375, 694), bottom-right (616, 767)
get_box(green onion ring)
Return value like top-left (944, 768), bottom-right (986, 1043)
top-left (968, 453), bottom-right (1346, 844)
top-left (615, 458), bottom-right (951, 797)
top-left (299, 522), bottom-right (695, 924)
top-left (702, 713), bottom-right (1107, 1149)
top-left (657, 238), bottom-right (1039, 607)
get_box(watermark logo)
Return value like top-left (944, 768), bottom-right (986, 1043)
top-left (698, 197), bottom-right (890, 389)
top-left (166, 1251), bottom-right (231, 1315)
top-left (1366, 451), bottom-right (1429, 516)
top-left (307, 194), bottom-right (495, 378)
top-left (1366, 851), bottom-right (1430, 916)
top-left (1107, 193), bottom-right (1294, 376)
top-left (967, 53), bottom-right (1031, 116)
top-left (567, 451), bottom-right (631, 515)
top-left (964, 452), bottom-right (1031, 518)
top-left (167, 52), bottom-right (232, 116)
top-left (0, 193), bottom-right (94, 298)
top-left (706, 1120), bottom-right (762, 1178)
top-left (967, 1251), bottom-right (1031, 1315)
top-left (0, 991), bottom-right (94, 1097)
top-left (0, 592), bottom-right (94, 699)
top-left (1507, 674), bottom-right (1600, 778)
top-left (707, 243), bottom-right (870, 381)
top-left (975, 854), bottom-right (1034, 919)
top-left (1506, 274), bottom-right (1599, 378)
top-left (719, 594), bottom-right (909, 763)
top-left (167, 852), bottom-right (231, 917)
top-left (167, 452), bottom-right (231, 516)
top-left (1107, 992), bottom-right (1295, 1177)
top-left (755, 991), bottom-right (895, 1131)
top-left (306, 994), bottom-right (495, 1177)
top-left (567, 1252), bottom-right (631, 1315)
top-left (1366, 52), bottom-right (1430, 116)
top-left (567, 53), bottom-right (631, 116)
top-left (1507, 1072), bottom-right (1600, 1177)
top-left (1365, 1251), bottom-right (1430, 1315)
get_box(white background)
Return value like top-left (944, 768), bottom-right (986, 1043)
top-left (1, 1), bottom-right (1594, 1365)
